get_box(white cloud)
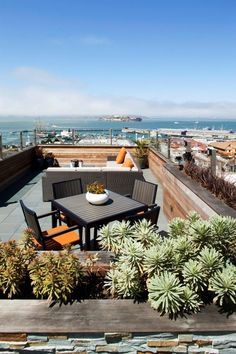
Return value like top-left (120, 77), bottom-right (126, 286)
top-left (13, 67), bottom-right (69, 86)
top-left (0, 67), bottom-right (236, 118)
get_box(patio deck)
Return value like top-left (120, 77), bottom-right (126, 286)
top-left (0, 168), bottom-right (168, 243)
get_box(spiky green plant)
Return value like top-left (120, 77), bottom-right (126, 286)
top-left (99, 214), bottom-right (236, 315)
top-left (143, 242), bottom-right (175, 277)
top-left (182, 286), bottom-right (203, 313)
top-left (182, 259), bottom-right (206, 292)
top-left (169, 217), bottom-right (187, 238)
top-left (186, 211), bottom-right (201, 224)
top-left (198, 247), bottom-right (224, 277)
top-left (148, 271), bottom-right (185, 315)
top-left (118, 239), bottom-right (144, 273)
top-left (132, 219), bottom-right (161, 247)
top-left (97, 221), bottom-right (134, 253)
top-left (97, 224), bottom-right (120, 252)
top-left (0, 239), bottom-right (36, 298)
top-left (210, 216), bottom-right (236, 255)
top-left (171, 236), bottom-right (196, 268)
top-left (105, 263), bottom-right (142, 298)
top-left (29, 248), bottom-right (83, 302)
top-left (209, 264), bottom-right (236, 306)
top-left (189, 220), bottom-right (213, 249)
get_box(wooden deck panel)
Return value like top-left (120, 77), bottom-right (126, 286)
top-left (0, 300), bottom-right (235, 333)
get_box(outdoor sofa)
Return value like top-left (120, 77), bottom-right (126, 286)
top-left (42, 151), bottom-right (144, 201)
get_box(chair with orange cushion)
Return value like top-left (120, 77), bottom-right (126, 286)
top-left (20, 200), bottom-right (82, 250)
top-left (52, 178), bottom-right (83, 227)
top-left (124, 205), bottom-right (160, 227)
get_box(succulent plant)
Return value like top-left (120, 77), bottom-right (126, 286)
top-left (209, 263), bottom-right (236, 306)
top-left (147, 271), bottom-right (185, 315)
top-left (182, 259), bottom-right (206, 292)
top-left (87, 181), bottom-right (106, 194)
top-left (96, 213), bottom-right (236, 315)
top-left (132, 219), bottom-right (161, 247)
top-left (118, 239), bottom-right (144, 273)
top-left (169, 217), bottom-right (187, 238)
top-left (189, 220), bottom-right (213, 249)
top-left (198, 247), bottom-right (224, 277)
top-left (105, 263), bottom-right (142, 299)
top-left (97, 221), bottom-right (134, 253)
top-left (182, 286), bottom-right (203, 313)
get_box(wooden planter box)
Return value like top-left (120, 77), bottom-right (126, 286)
top-left (163, 163), bottom-right (236, 220)
top-left (0, 299), bottom-right (235, 333)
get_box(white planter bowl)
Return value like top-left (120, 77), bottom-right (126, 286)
top-left (86, 190), bottom-right (109, 205)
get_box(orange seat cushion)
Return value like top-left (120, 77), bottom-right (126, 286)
top-left (116, 147), bottom-right (127, 164)
top-left (122, 158), bottom-right (134, 168)
top-left (41, 225), bottom-right (81, 250)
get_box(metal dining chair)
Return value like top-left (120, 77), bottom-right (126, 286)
top-left (52, 178), bottom-right (83, 226)
top-left (130, 179), bottom-right (158, 208)
top-left (52, 178), bottom-right (83, 199)
top-left (124, 205), bottom-right (160, 226)
top-left (20, 200), bottom-right (82, 250)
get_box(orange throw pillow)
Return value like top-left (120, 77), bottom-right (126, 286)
top-left (116, 147), bottom-right (127, 164)
top-left (122, 158), bottom-right (134, 168)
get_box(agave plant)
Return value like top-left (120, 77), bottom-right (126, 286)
top-left (209, 263), bottom-right (236, 306)
top-left (143, 237), bottom-right (177, 277)
top-left (132, 219), bottom-right (161, 247)
top-left (118, 239), bottom-right (144, 273)
top-left (97, 224), bottom-right (120, 253)
top-left (100, 213), bottom-right (236, 315)
top-left (97, 221), bottom-right (134, 253)
top-left (182, 259), bottom-right (206, 292)
top-left (182, 286), bottom-right (203, 313)
top-left (105, 263), bottom-right (142, 299)
top-left (189, 220), bottom-right (213, 249)
top-left (147, 271), bottom-right (185, 315)
top-left (197, 247), bottom-right (224, 277)
top-left (210, 216), bottom-right (236, 255)
top-left (169, 217), bottom-right (187, 238)
top-left (172, 235), bottom-right (196, 262)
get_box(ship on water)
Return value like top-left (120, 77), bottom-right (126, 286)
top-left (99, 115), bottom-right (142, 122)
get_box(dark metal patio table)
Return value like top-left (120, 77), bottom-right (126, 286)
top-left (52, 190), bottom-right (147, 250)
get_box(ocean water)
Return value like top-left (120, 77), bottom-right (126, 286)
top-left (0, 117), bottom-right (236, 145)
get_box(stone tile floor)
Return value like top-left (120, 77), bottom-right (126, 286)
top-left (0, 169), bottom-right (168, 244)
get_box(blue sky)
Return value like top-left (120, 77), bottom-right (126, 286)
top-left (0, 0), bottom-right (236, 118)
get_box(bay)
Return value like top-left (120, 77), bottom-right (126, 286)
top-left (0, 116), bottom-right (236, 145)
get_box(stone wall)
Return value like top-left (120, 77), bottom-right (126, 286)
top-left (0, 332), bottom-right (235, 354)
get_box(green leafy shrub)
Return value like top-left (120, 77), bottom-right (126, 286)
top-left (0, 232), bottom-right (36, 298)
top-left (28, 248), bottom-right (83, 302)
top-left (147, 272), bottom-right (185, 315)
top-left (209, 264), bottom-right (236, 306)
top-left (99, 213), bottom-right (236, 316)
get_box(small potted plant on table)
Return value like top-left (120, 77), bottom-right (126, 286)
top-left (86, 181), bottom-right (109, 205)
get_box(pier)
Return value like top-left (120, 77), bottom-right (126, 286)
top-left (122, 127), bottom-right (236, 140)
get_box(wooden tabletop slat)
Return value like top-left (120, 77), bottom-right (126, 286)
top-left (52, 191), bottom-right (147, 226)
